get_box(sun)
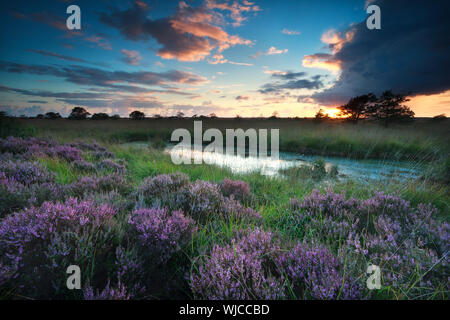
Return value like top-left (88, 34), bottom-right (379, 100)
top-left (324, 108), bottom-right (341, 118)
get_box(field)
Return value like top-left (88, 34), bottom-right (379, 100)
top-left (0, 118), bottom-right (448, 300)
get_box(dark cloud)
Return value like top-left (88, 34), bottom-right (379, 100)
top-left (235, 95), bottom-right (249, 101)
top-left (310, 0), bottom-right (450, 105)
top-left (271, 71), bottom-right (307, 80)
top-left (259, 73), bottom-right (324, 94)
top-left (0, 61), bottom-right (208, 90)
top-left (0, 85), bottom-right (105, 99)
top-left (27, 100), bottom-right (48, 104)
top-left (27, 49), bottom-right (88, 63)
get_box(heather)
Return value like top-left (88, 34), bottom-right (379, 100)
top-left (289, 190), bottom-right (449, 297)
top-left (0, 133), bottom-right (448, 300)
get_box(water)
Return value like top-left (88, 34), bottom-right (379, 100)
top-left (122, 142), bottom-right (421, 182)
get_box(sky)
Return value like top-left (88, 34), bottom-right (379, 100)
top-left (0, 0), bottom-right (449, 118)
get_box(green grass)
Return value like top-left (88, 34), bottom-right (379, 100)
top-left (18, 118), bottom-right (449, 161)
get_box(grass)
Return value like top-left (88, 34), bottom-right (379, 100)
top-left (18, 118), bottom-right (450, 161)
top-left (2, 118), bottom-right (448, 300)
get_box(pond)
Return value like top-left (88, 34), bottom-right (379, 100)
top-left (122, 142), bottom-right (421, 182)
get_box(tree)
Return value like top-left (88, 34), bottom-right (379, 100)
top-left (338, 93), bottom-right (376, 123)
top-left (368, 91), bottom-right (414, 125)
top-left (111, 114), bottom-right (120, 120)
top-left (176, 111), bottom-right (185, 118)
top-left (432, 114), bottom-right (447, 122)
top-left (129, 110), bottom-right (145, 120)
top-left (315, 109), bottom-right (330, 121)
top-left (208, 113), bottom-right (217, 119)
top-left (68, 107), bottom-right (90, 120)
top-left (91, 113), bottom-right (109, 120)
top-left (44, 112), bottom-right (62, 119)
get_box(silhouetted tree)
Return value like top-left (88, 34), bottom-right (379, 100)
top-left (432, 114), bottom-right (447, 122)
top-left (176, 111), bottom-right (185, 118)
top-left (368, 91), bottom-right (414, 125)
top-left (209, 113), bottom-right (218, 119)
top-left (338, 93), bottom-right (376, 123)
top-left (153, 114), bottom-right (162, 119)
top-left (0, 111), bottom-right (7, 119)
top-left (44, 112), bottom-right (62, 119)
top-left (68, 107), bottom-right (90, 120)
top-left (129, 110), bottom-right (145, 119)
top-left (91, 113), bottom-right (109, 120)
top-left (111, 114), bottom-right (120, 120)
top-left (315, 109), bottom-right (329, 121)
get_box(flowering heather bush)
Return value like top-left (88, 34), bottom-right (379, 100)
top-left (0, 136), bottom-right (83, 162)
top-left (90, 150), bottom-right (116, 160)
top-left (276, 243), bottom-right (362, 299)
top-left (0, 160), bottom-right (56, 185)
top-left (96, 158), bottom-right (127, 174)
top-left (220, 178), bottom-right (251, 202)
top-left (137, 172), bottom-right (190, 206)
top-left (222, 197), bottom-right (262, 222)
top-left (69, 174), bottom-right (131, 198)
top-left (84, 280), bottom-right (130, 300)
top-left (180, 180), bottom-right (225, 221)
top-left (290, 190), bottom-right (450, 296)
top-left (72, 159), bottom-right (96, 172)
top-left (191, 228), bottom-right (285, 300)
top-left (0, 198), bottom-right (116, 298)
top-left (128, 208), bottom-right (196, 265)
top-left (50, 145), bottom-right (82, 162)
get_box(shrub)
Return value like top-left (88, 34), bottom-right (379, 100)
top-left (83, 280), bottom-right (130, 300)
top-left (69, 174), bottom-right (131, 198)
top-left (0, 198), bottom-right (116, 298)
top-left (72, 159), bottom-right (96, 172)
top-left (136, 172), bottom-right (190, 207)
top-left (128, 208), bottom-right (196, 265)
top-left (191, 228), bottom-right (285, 300)
top-left (289, 190), bottom-right (449, 296)
top-left (180, 180), bottom-right (226, 221)
top-left (220, 178), bottom-right (251, 202)
top-left (0, 160), bottom-right (56, 185)
top-left (276, 243), bottom-right (362, 299)
top-left (96, 158), bottom-right (127, 174)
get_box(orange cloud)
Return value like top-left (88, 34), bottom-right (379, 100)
top-left (302, 54), bottom-right (341, 73)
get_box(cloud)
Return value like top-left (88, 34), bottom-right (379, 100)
top-left (27, 100), bottom-right (48, 104)
top-left (121, 49), bottom-right (142, 66)
top-left (270, 71), bottom-right (307, 80)
top-left (267, 46), bottom-right (288, 55)
top-left (0, 61), bottom-right (208, 89)
top-left (302, 53), bottom-right (341, 74)
top-left (84, 35), bottom-right (112, 50)
top-left (235, 95), bottom-right (249, 101)
top-left (100, 1), bottom-right (254, 62)
top-left (282, 28), bottom-right (300, 35)
top-left (205, 0), bottom-right (261, 27)
top-left (307, 0), bottom-right (450, 105)
top-left (0, 105), bottom-right (45, 117)
top-left (208, 54), bottom-right (228, 64)
top-left (251, 46), bottom-right (288, 58)
top-left (259, 72), bottom-right (324, 94)
top-left (27, 49), bottom-right (88, 63)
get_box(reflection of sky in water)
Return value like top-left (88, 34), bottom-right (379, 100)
top-left (122, 142), bottom-right (421, 182)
